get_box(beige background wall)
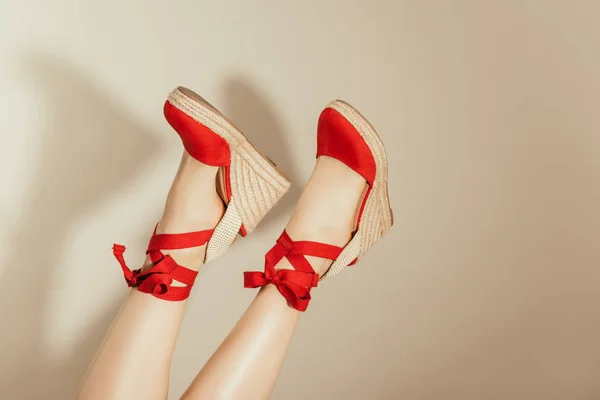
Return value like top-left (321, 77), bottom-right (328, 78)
top-left (1, 1), bottom-right (599, 399)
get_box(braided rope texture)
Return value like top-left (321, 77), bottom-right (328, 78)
top-left (323, 100), bottom-right (394, 279)
top-left (167, 88), bottom-right (291, 259)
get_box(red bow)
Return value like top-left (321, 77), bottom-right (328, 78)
top-left (244, 264), bottom-right (319, 312)
top-left (112, 244), bottom-right (195, 301)
top-left (244, 231), bottom-right (342, 312)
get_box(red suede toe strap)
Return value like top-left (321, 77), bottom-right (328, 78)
top-left (317, 107), bottom-right (376, 185)
top-left (243, 231), bottom-right (342, 312)
top-left (112, 226), bottom-right (213, 301)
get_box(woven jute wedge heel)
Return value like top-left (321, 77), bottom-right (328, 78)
top-left (111, 86), bottom-right (291, 302)
top-left (321, 100), bottom-right (393, 278)
top-left (243, 100), bottom-right (392, 311)
top-left (166, 87), bottom-right (291, 262)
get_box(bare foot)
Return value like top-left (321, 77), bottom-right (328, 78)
top-left (142, 151), bottom-right (225, 273)
top-left (281, 156), bottom-right (366, 275)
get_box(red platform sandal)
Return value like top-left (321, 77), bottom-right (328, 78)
top-left (113, 87), bottom-right (291, 301)
top-left (244, 100), bottom-right (393, 311)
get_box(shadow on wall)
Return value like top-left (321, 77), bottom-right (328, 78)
top-left (0, 63), bottom-right (301, 398)
top-left (222, 77), bottom-right (302, 226)
top-left (0, 54), bottom-right (161, 399)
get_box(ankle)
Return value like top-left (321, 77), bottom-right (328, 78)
top-left (159, 203), bottom-right (223, 234)
top-left (159, 185), bottom-right (224, 233)
top-left (273, 225), bottom-right (352, 277)
top-left (286, 222), bottom-right (353, 248)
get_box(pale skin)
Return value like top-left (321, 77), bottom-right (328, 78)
top-left (78, 151), bottom-right (365, 400)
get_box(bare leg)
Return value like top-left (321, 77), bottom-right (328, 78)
top-left (182, 157), bottom-right (365, 400)
top-left (78, 153), bottom-right (223, 400)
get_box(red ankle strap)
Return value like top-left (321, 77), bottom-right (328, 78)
top-left (243, 230), bottom-right (343, 311)
top-left (113, 227), bottom-right (214, 301)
